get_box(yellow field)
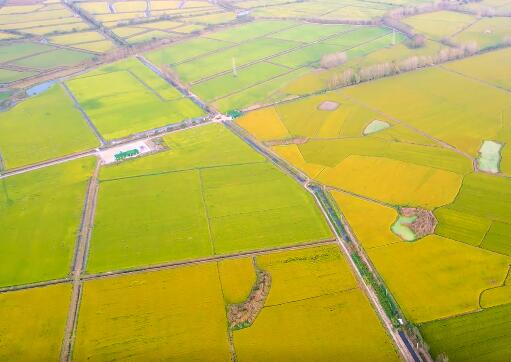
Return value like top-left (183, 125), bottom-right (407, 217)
top-left (74, 263), bottom-right (231, 361)
top-left (330, 190), bottom-right (401, 249)
top-left (0, 284), bottom-right (71, 361)
top-left (139, 20), bottom-right (183, 30)
top-left (342, 67), bottom-right (511, 156)
top-left (49, 31), bottom-right (105, 45)
top-left (317, 155), bottom-right (462, 209)
top-left (234, 290), bottom-right (399, 362)
top-left (368, 235), bottom-right (511, 323)
top-left (256, 244), bottom-right (356, 306)
top-left (402, 10), bottom-right (475, 39)
top-left (233, 244), bottom-right (399, 361)
top-left (114, 1), bottom-right (147, 12)
top-left (25, 22), bottom-right (90, 35)
top-left (0, 31), bottom-right (19, 40)
top-left (71, 40), bottom-right (115, 53)
top-left (237, 107), bottom-right (290, 141)
top-left (218, 257), bottom-right (256, 304)
top-left (444, 47), bottom-right (511, 90)
top-left (78, 1), bottom-right (109, 14)
top-left (112, 26), bottom-right (145, 38)
top-left (481, 284), bottom-right (511, 308)
top-left (271, 144), bottom-right (324, 179)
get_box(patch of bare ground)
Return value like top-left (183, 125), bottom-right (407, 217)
top-left (400, 207), bottom-right (437, 237)
top-left (264, 137), bottom-right (308, 147)
top-left (318, 100), bottom-right (339, 111)
top-left (228, 266), bottom-right (271, 330)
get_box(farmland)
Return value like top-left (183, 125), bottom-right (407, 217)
top-left (0, 284), bottom-right (71, 361)
top-left (236, 43), bottom-right (511, 360)
top-left (145, 20), bottom-right (416, 112)
top-left (75, 245), bottom-right (399, 361)
top-left (66, 58), bottom-right (205, 140)
top-left (1, 0), bottom-right (511, 360)
top-left (87, 124), bottom-right (332, 273)
top-left (0, 83), bottom-right (99, 169)
top-left (0, 157), bottom-right (95, 287)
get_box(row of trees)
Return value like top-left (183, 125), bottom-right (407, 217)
top-left (327, 42), bottom-right (480, 89)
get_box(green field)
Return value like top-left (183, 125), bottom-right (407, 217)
top-left (66, 58), bottom-right (205, 140)
top-left (0, 68), bottom-right (36, 83)
top-left (87, 124), bottom-right (331, 273)
top-left (12, 48), bottom-right (95, 69)
top-left (145, 37), bottom-right (233, 65)
top-left (173, 37), bottom-right (298, 83)
top-left (402, 10), bottom-right (476, 40)
top-left (0, 42), bottom-right (53, 63)
top-left (191, 61), bottom-right (289, 101)
top-left (421, 303), bottom-right (511, 361)
top-left (0, 84), bottom-right (99, 170)
top-left (0, 158), bottom-right (95, 287)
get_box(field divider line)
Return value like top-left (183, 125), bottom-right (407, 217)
top-left (81, 239), bottom-right (337, 281)
top-left (0, 149), bottom-right (97, 179)
top-left (263, 287), bottom-right (359, 309)
top-left (0, 277), bottom-right (72, 294)
top-left (207, 28), bottom-right (396, 104)
top-left (342, 93), bottom-right (476, 162)
top-left (60, 160), bottom-right (101, 362)
top-left (61, 82), bottom-right (106, 146)
top-left (438, 64), bottom-right (511, 94)
top-left (126, 69), bottom-right (165, 101)
top-left (170, 21), bottom-right (305, 67)
top-left (223, 120), bottom-right (423, 362)
top-left (189, 26), bottom-right (359, 86)
top-left (197, 168), bottom-right (216, 255)
top-left (136, 55), bottom-right (212, 113)
top-left (99, 160), bottom-right (267, 183)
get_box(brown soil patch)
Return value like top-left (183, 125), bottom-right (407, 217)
top-left (400, 207), bottom-right (437, 237)
top-left (227, 267), bottom-right (271, 330)
top-left (264, 137), bottom-right (308, 147)
top-left (318, 101), bottom-right (339, 111)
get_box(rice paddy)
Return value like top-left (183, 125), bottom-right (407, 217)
top-left (0, 284), bottom-right (71, 361)
top-left (66, 58), bottom-right (205, 140)
top-left (0, 84), bottom-right (99, 169)
top-left (0, 158), bottom-right (95, 287)
top-left (87, 124), bottom-right (332, 273)
top-left (2, 4), bottom-right (511, 361)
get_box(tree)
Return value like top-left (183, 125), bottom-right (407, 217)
top-left (320, 52), bottom-right (348, 69)
top-left (407, 34), bottom-right (426, 48)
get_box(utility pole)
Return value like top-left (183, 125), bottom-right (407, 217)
top-left (232, 57), bottom-right (237, 77)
